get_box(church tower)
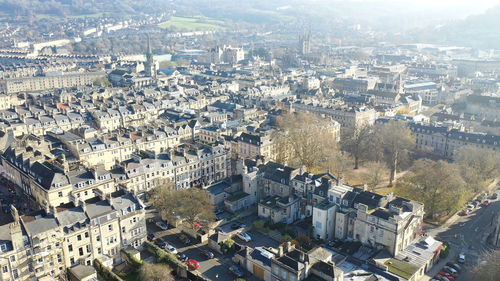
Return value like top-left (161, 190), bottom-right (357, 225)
top-left (145, 34), bottom-right (157, 79)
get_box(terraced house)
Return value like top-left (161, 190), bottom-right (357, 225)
top-left (0, 191), bottom-right (145, 281)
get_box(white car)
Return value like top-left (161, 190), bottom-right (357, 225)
top-left (236, 231), bottom-right (251, 242)
top-left (458, 253), bottom-right (465, 264)
top-left (166, 244), bottom-right (178, 254)
top-left (155, 221), bottom-right (168, 230)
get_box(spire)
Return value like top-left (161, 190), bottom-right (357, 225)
top-left (147, 33), bottom-right (152, 56)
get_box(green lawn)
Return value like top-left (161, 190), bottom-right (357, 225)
top-left (158, 16), bottom-right (226, 31)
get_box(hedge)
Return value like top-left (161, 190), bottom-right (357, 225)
top-left (122, 249), bottom-right (144, 270)
top-left (144, 241), bottom-right (186, 270)
top-left (94, 259), bottom-right (124, 281)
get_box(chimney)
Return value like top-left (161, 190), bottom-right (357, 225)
top-left (51, 205), bottom-right (58, 215)
top-left (80, 199), bottom-right (87, 213)
top-left (286, 241), bottom-right (292, 251)
top-left (10, 205), bottom-right (20, 223)
top-left (299, 252), bottom-right (305, 263)
top-left (278, 245), bottom-right (284, 257)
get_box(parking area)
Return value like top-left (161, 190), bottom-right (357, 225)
top-left (145, 220), bottom-right (241, 281)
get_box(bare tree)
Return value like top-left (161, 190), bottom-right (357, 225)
top-left (340, 124), bottom-right (375, 169)
top-left (469, 250), bottom-right (500, 281)
top-left (396, 159), bottom-right (467, 220)
top-left (151, 185), bottom-right (215, 230)
top-left (375, 120), bottom-right (415, 185)
top-left (274, 112), bottom-right (339, 172)
top-left (454, 146), bottom-right (500, 192)
top-left (364, 161), bottom-right (387, 191)
top-left (139, 263), bottom-right (174, 281)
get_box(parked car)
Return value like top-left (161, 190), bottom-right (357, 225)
top-left (178, 234), bottom-right (191, 245)
top-left (187, 259), bottom-right (200, 269)
top-left (446, 262), bottom-right (462, 272)
top-left (155, 238), bottom-right (167, 248)
top-left (460, 209), bottom-right (470, 216)
top-left (166, 244), bottom-right (178, 254)
top-left (231, 223), bottom-right (241, 230)
top-left (155, 221), bottom-right (168, 230)
top-left (457, 253), bottom-right (465, 264)
top-left (438, 272), bottom-right (454, 281)
top-left (177, 253), bottom-right (188, 262)
top-left (236, 231), bottom-right (252, 242)
top-left (443, 266), bottom-right (458, 277)
top-left (482, 200), bottom-right (489, 206)
top-left (229, 265), bottom-right (244, 277)
top-left (147, 233), bottom-right (155, 241)
top-left (201, 250), bottom-right (214, 259)
top-left (466, 204), bottom-right (474, 211)
top-left (490, 193), bottom-right (498, 200)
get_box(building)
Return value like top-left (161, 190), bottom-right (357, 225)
top-left (0, 72), bottom-right (106, 94)
top-left (312, 200), bottom-right (337, 240)
top-left (291, 102), bottom-right (376, 129)
top-left (258, 195), bottom-right (300, 224)
top-left (0, 191), bottom-right (146, 281)
top-left (409, 122), bottom-right (500, 157)
top-left (233, 132), bottom-right (275, 161)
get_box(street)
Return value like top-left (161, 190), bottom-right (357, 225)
top-left (423, 195), bottom-right (500, 280)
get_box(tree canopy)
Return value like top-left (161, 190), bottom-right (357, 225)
top-left (274, 112), bottom-right (339, 172)
top-left (150, 184), bottom-right (215, 230)
top-left (396, 159), bottom-right (467, 220)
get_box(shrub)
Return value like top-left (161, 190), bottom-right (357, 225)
top-left (440, 241), bottom-right (450, 258)
top-left (94, 259), bottom-right (124, 281)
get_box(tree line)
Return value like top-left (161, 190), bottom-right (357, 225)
top-left (275, 112), bottom-right (500, 220)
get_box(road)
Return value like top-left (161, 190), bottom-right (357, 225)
top-left (423, 193), bottom-right (500, 280)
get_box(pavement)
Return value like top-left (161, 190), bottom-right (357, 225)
top-left (421, 185), bottom-right (500, 281)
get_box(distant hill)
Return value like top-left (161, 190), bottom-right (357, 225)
top-left (399, 5), bottom-right (500, 49)
top-left (0, 0), bottom-right (171, 19)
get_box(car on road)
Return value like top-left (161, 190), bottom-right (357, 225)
top-left (482, 200), bottom-right (489, 206)
top-left (236, 231), bottom-right (252, 242)
top-left (466, 204), bottom-right (475, 211)
top-left (147, 233), bottom-right (155, 241)
top-left (231, 223), bottom-right (241, 229)
top-left (187, 259), bottom-right (200, 269)
top-left (166, 244), bottom-right (178, 254)
top-left (457, 253), bottom-right (465, 264)
top-left (229, 265), bottom-right (244, 277)
top-left (155, 238), bottom-right (167, 248)
top-left (201, 250), bottom-right (214, 259)
top-left (155, 221), bottom-right (168, 230)
top-left (177, 253), bottom-right (188, 262)
top-left (490, 193), bottom-right (498, 200)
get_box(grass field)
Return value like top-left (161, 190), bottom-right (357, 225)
top-left (158, 16), bottom-right (226, 31)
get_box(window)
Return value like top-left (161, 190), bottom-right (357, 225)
top-left (108, 224), bottom-right (113, 231)
top-left (274, 266), bottom-right (279, 275)
top-left (97, 248), bottom-right (102, 254)
top-left (315, 221), bottom-right (322, 230)
top-left (96, 235), bottom-right (100, 242)
top-left (2, 266), bottom-right (7, 273)
top-left (68, 245), bottom-right (73, 252)
top-left (85, 232), bottom-right (89, 238)
top-left (26, 249), bottom-right (31, 256)
top-left (79, 247), bottom-right (84, 256)
top-left (122, 227), bottom-right (126, 233)
top-left (87, 245), bottom-right (91, 253)
top-left (290, 276), bottom-right (295, 281)
top-left (12, 269), bottom-right (18, 279)
top-left (77, 234), bottom-right (82, 241)
top-left (70, 257), bottom-right (75, 265)
top-left (10, 255), bottom-right (15, 262)
top-left (282, 271), bottom-right (287, 279)
top-left (58, 191), bottom-right (63, 197)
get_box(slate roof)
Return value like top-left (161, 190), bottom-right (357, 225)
top-left (56, 206), bottom-right (87, 227)
top-left (85, 200), bottom-right (113, 218)
top-left (23, 215), bottom-right (59, 236)
top-left (258, 161), bottom-right (296, 185)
